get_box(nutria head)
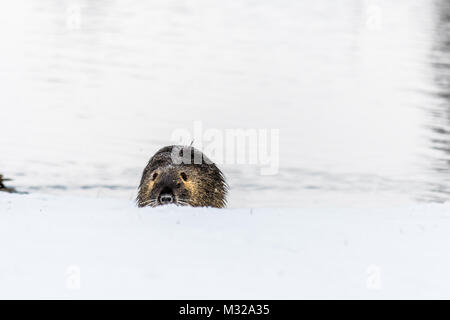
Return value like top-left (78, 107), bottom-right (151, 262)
top-left (137, 145), bottom-right (228, 208)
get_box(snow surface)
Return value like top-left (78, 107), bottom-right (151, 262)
top-left (1, 192), bottom-right (450, 299)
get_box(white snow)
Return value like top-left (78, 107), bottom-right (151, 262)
top-left (1, 193), bottom-right (450, 299)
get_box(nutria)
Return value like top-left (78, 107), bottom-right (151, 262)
top-left (137, 145), bottom-right (228, 208)
top-left (0, 174), bottom-right (17, 193)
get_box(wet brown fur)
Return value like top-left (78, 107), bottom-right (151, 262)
top-left (137, 145), bottom-right (228, 208)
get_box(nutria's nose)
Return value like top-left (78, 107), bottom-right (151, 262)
top-left (159, 194), bottom-right (173, 204)
top-left (159, 187), bottom-right (174, 205)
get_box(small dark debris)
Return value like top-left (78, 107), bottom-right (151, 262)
top-left (0, 174), bottom-right (18, 193)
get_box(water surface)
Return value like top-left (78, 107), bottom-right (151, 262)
top-left (1, 0), bottom-right (450, 208)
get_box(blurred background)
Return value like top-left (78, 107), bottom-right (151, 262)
top-left (1, 0), bottom-right (450, 208)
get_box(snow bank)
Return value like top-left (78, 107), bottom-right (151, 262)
top-left (1, 193), bottom-right (450, 299)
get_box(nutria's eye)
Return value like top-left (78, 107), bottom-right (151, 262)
top-left (152, 172), bottom-right (158, 180)
top-left (176, 183), bottom-right (181, 188)
top-left (180, 172), bottom-right (188, 181)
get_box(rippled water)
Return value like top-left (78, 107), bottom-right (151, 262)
top-left (2, 0), bottom-right (450, 208)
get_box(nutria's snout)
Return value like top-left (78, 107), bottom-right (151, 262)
top-left (137, 145), bottom-right (228, 208)
top-left (158, 187), bottom-right (174, 205)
